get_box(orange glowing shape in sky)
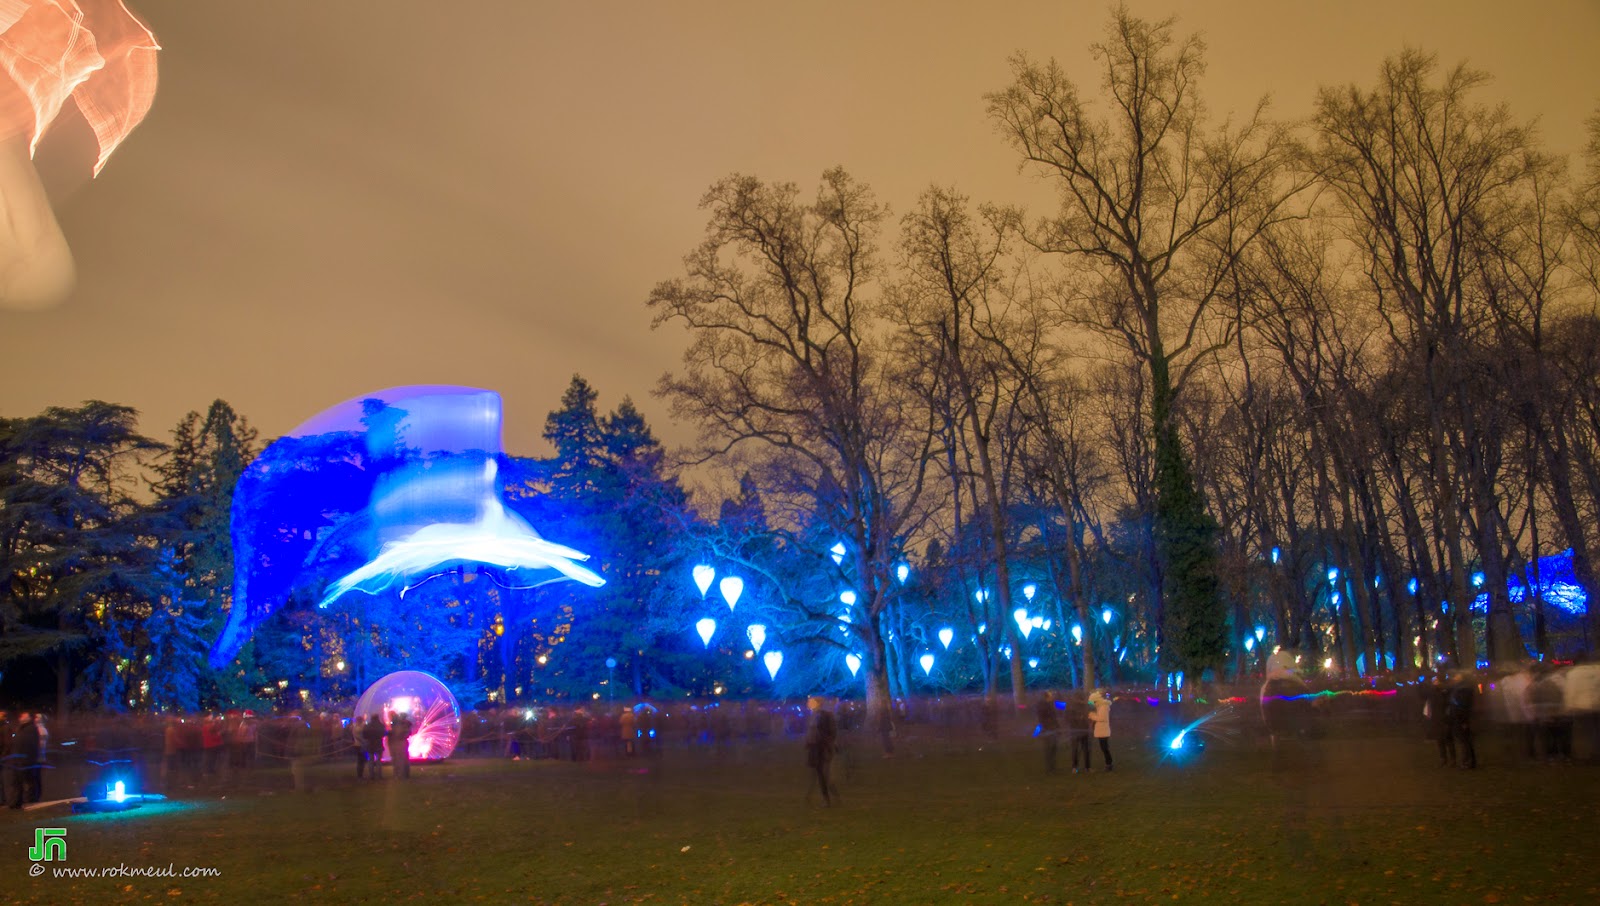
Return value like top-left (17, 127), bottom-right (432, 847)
top-left (0, 0), bottom-right (157, 309)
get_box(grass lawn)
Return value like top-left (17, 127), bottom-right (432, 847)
top-left (4, 722), bottom-right (1598, 904)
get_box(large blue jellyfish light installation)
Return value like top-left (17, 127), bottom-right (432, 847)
top-left (209, 385), bottom-right (605, 669)
top-left (354, 670), bottom-right (461, 762)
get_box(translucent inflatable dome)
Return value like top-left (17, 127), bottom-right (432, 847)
top-left (352, 670), bottom-right (461, 762)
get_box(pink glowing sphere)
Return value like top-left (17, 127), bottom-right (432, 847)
top-left (353, 670), bottom-right (461, 762)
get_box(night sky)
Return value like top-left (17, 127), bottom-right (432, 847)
top-left (3, 0), bottom-right (1596, 457)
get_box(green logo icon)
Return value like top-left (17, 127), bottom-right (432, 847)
top-left (28, 828), bottom-right (66, 862)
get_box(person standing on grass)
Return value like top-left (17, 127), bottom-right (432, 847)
top-left (1035, 691), bottom-right (1060, 774)
top-left (804, 697), bottom-right (838, 806)
top-left (1066, 692), bottom-right (1093, 772)
top-left (1448, 671), bottom-right (1478, 770)
top-left (362, 715), bottom-right (387, 780)
top-left (1089, 688), bottom-right (1114, 772)
top-left (388, 712), bottom-right (414, 779)
top-left (1425, 674), bottom-right (1455, 767)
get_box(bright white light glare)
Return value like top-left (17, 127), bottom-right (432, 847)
top-left (1472, 571), bottom-right (1485, 588)
top-left (317, 496), bottom-right (604, 608)
top-left (839, 590), bottom-right (858, 607)
top-left (977, 623), bottom-right (986, 635)
top-left (896, 563), bottom-right (910, 584)
top-left (830, 542), bottom-right (846, 565)
top-left (845, 653), bottom-right (862, 677)
top-left (1255, 626), bottom-right (1266, 641)
top-left (1023, 583), bottom-right (1037, 601)
top-left (1014, 608), bottom-right (1030, 636)
top-left (763, 650), bottom-right (783, 680)
top-left (1244, 637), bottom-right (1255, 651)
top-left (1027, 657), bottom-right (1039, 669)
top-left (746, 624), bottom-right (766, 653)
top-left (1323, 657), bottom-right (1333, 669)
top-left (109, 780), bottom-right (126, 803)
top-left (1170, 731), bottom-right (1187, 750)
top-left (1327, 567), bottom-right (1339, 583)
top-left (1102, 608), bottom-right (1113, 624)
top-left (1331, 592), bottom-right (1341, 606)
top-left (1030, 615), bottom-right (1044, 629)
top-left (1071, 624), bottom-right (1083, 643)
top-left (938, 627), bottom-right (954, 649)
top-left (693, 564), bottom-right (715, 597)
top-left (1001, 645), bottom-right (1013, 659)
top-left (1043, 619), bottom-right (1052, 631)
top-left (919, 653), bottom-right (934, 675)
top-left (695, 618), bottom-right (716, 647)
top-left (976, 588), bottom-right (989, 603)
top-left (719, 576), bottom-right (744, 610)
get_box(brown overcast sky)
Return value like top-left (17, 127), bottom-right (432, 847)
top-left (2, 0), bottom-right (1597, 458)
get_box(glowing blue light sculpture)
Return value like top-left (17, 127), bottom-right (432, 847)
top-left (763, 650), bottom-right (783, 680)
top-left (696, 618), bottom-right (716, 647)
top-left (1027, 658), bottom-right (1039, 669)
top-left (845, 653), bottom-right (862, 677)
top-left (830, 542), bottom-right (846, 565)
top-left (1270, 546), bottom-right (1281, 564)
top-left (1022, 583), bottom-right (1037, 601)
top-left (839, 590), bottom-right (857, 607)
top-left (1407, 577), bottom-right (1418, 595)
top-left (938, 627), bottom-right (954, 649)
top-left (209, 386), bottom-right (605, 668)
top-left (693, 564), bottom-right (715, 597)
top-left (1102, 607), bottom-right (1113, 624)
top-left (1071, 624), bottom-right (1083, 643)
top-left (1255, 625), bottom-right (1266, 641)
top-left (746, 623), bottom-right (766, 653)
top-left (919, 653), bottom-right (934, 675)
top-left (896, 563), bottom-right (910, 584)
top-left (719, 576), bottom-right (744, 611)
top-left (1244, 637), bottom-right (1255, 652)
top-left (1014, 608), bottom-right (1031, 639)
top-left (1327, 567), bottom-right (1339, 584)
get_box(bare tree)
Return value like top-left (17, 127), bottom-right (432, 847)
top-left (649, 168), bottom-right (935, 750)
top-left (987, 8), bottom-right (1296, 680)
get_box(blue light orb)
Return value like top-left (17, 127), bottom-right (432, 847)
top-left (1022, 582), bottom-right (1037, 601)
top-left (829, 542), bottom-right (846, 565)
top-left (919, 653), bottom-right (935, 675)
top-left (938, 627), bottom-right (954, 649)
top-left (693, 564), bottom-right (716, 597)
top-left (763, 650), bottom-right (783, 680)
top-left (896, 563), bottom-right (910, 584)
top-left (746, 623), bottom-right (767, 653)
top-left (352, 670), bottom-right (461, 762)
top-left (845, 653), bottom-right (862, 677)
top-left (695, 617), bottom-right (716, 647)
top-left (839, 590), bottom-right (858, 607)
top-left (719, 576), bottom-right (744, 610)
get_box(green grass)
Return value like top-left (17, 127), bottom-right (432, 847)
top-left (5, 726), bottom-right (1598, 904)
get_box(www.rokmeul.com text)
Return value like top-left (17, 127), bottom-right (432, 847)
top-left (35, 864), bottom-right (220, 879)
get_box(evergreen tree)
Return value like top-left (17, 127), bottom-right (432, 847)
top-left (0, 402), bottom-right (164, 713)
top-left (149, 400), bottom-right (261, 707)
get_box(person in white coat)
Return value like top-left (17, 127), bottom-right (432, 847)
top-left (1088, 689), bottom-right (1114, 771)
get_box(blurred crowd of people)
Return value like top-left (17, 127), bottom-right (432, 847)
top-left (0, 658), bottom-right (1596, 808)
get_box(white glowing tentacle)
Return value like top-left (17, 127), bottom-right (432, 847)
top-left (318, 499), bottom-right (603, 608)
